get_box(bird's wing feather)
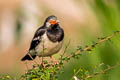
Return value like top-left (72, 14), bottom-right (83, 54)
top-left (29, 27), bottom-right (46, 50)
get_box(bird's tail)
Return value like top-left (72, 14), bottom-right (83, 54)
top-left (21, 54), bottom-right (36, 61)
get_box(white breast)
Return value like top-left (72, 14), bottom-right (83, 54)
top-left (36, 32), bottom-right (63, 57)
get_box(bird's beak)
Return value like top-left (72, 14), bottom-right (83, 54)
top-left (49, 20), bottom-right (59, 25)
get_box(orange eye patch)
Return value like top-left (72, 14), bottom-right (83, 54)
top-left (49, 20), bottom-right (57, 24)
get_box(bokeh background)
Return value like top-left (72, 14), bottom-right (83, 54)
top-left (0, 0), bottom-right (120, 80)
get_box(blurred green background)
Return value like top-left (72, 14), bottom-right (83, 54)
top-left (0, 0), bottom-right (120, 80)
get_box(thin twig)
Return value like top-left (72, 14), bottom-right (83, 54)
top-left (84, 63), bottom-right (120, 80)
top-left (71, 69), bottom-right (81, 80)
top-left (67, 31), bottom-right (120, 59)
top-left (60, 39), bottom-right (71, 60)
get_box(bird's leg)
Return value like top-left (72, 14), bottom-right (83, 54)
top-left (35, 56), bottom-right (44, 68)
top-left (40, 57), bottom-right (45, 68)
top-left (50, 56), bottom-right (58, 65)
top-left (39, 57), bottom-right (43, 65)
top-left (38, 56), bottom-right (42, 64)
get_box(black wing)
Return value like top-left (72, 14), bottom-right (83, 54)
top-left (29, 27), bottom-right (46, 50)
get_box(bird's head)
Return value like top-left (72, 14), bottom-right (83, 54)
top-left (44, 15), bottom-right (59, 28)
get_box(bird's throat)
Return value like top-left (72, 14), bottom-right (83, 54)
top-left (51, 24), bottom-right (58, 29)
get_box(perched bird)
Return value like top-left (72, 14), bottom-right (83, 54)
top-left (21, 15), bottom-right (64, 61)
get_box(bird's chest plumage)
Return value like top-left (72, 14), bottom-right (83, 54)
top-left (36, 32), bottom-right (63, 57)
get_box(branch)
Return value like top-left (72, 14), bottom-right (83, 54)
top-left (84, 63), bottom-right (120, 80)
top-left (63, 31), bottom-right (120, 61)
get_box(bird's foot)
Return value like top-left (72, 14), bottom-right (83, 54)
top-left (52, 59), bottom-right (59, 65)
top-left (50, 56), bottom-right (59, 65)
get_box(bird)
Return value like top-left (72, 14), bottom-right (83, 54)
top-left (21, 15), bottom-right (64, 61)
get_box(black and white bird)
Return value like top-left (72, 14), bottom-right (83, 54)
top-left (21, 15), bottom-right (64, 61)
